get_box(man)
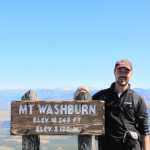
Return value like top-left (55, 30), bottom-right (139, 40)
top-left (92, 59), bottom-right (150, 150)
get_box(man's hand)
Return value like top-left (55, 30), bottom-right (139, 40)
top-left (144, 135), bottom-right (150, 150)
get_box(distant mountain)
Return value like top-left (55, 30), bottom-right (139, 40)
top-left (0, 89), bottom-right (74, 111)
top-left (0, 89), bottom-right (26, 111)
top-left (0, 88), bottom-right (149, 111)
top-left (0, 121), bottom-right (10, 128)
top-left (0, 88), bottom-right (150, 128)
top-left (36, 89), bottom-right (75, 99)
top-left (134, 88), bottom-right (150, 104)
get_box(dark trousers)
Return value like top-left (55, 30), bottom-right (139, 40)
top-left (98, 136), bottom-right (141, 150)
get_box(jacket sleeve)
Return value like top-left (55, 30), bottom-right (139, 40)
top-left (135, 95), bottom-right (149, 135)
top-left (92, 90), bottom-right (108, 100)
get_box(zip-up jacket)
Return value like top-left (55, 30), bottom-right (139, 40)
top-left (92, 83), bottom-right (149, 142)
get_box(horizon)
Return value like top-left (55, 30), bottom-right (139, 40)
top-left (0, 87), bottom-right (150, 121)
top-left (0, 86), bottom-right (149, 91)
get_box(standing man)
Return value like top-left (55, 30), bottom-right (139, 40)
top-left (93, 59), bottom-right (150, 150)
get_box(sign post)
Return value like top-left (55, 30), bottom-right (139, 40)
top-left (20, 90), bottom-right (40, 150)
top-left (74, 86), bottom-right (98, 150)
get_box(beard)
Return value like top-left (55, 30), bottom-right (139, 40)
top-left (116, 76), bottom-right (129, 86)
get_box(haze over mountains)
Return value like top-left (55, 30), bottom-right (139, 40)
top-left (0, 88), bottom-right (150, 111)
top-left (0, 88), bottom-right (150, 129)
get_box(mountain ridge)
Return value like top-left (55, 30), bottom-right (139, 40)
top-left (0, 88), bottom-right (149, 111)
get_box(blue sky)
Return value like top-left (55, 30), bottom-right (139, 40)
top-left (0, 0), bottom-right (150, 89)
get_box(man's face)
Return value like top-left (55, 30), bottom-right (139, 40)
top-left (114, 67), bottom-right (132, 86)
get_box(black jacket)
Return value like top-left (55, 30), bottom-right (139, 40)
top-left (92, 83), bottom-right (149, 142)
